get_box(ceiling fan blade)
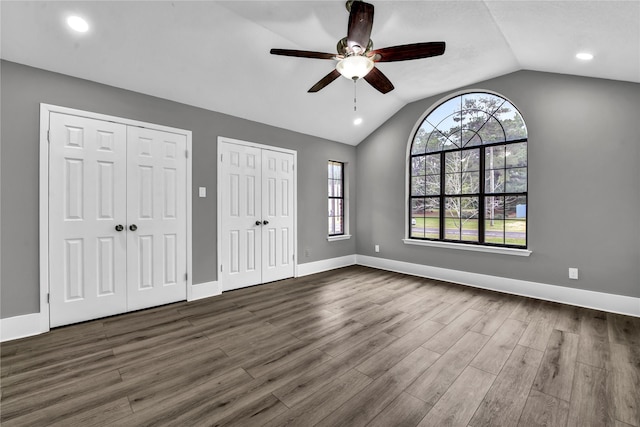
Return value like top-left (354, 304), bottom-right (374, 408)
top-left (270, 48), bottom-right (336, 60)
top-left (364, 67), bottom-right (394, 94)
top-left (308, 69), bottom-right (341, 93)
top-left (347, 1), bottom-right (374, 53)
top-left (371, 42), bottom-right (446, 62)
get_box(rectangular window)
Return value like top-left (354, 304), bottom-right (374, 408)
top-left (328, 160), bottom-right (344, 236)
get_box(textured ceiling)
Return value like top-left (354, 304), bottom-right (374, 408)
top-left (2, 1), bottom-right (639, 145)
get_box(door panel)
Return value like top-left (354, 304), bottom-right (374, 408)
top-left (127, 127), bottom-right (187, 310)
top-left (49, 113), bottom-right (128, 327)
top-left (220, 142), bottom-right (263, 290)
top-left (261, 149), bottom-right (295, 283)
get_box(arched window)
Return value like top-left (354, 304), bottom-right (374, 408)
top-left (409, 92), bottom-right (528, 248)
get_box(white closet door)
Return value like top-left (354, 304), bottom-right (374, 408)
top-left (261, 149), bottom-right (295, 283)
top-left (126, 127), bottom-right (187, 310)
top-left (49, 113), bottom-right (128, 327)
top-left (220, 142), bottom-right (263, 291)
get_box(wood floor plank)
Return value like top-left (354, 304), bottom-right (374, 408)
top-left (609, 343), bottom-right (640, 426)
top-left (577, 333), bottom-right (611, 369)
top-left (406, 331), bottom-right (489, 405)
top-left (567, 362), bottom-right (616, 427)
top-left (355, 320), bottom-right (444, 379)
top-left (418, 366), bottom-right (496, 427)
top-left (470, 318), bottom-right (527, 375)
top-left (272, 332), bottom-right (397, 408)
top-left (367, 391), bottom-right (432, 427)
top-left (471, 296), bottom-right (520, 336)
top-left (518, 389), bottom-right (570, 427)
top-left (421, 308), bottom-right (486, 354)
top-left (554, 304), bottom-right (582, 334)
top-left (518, 302), bottom-right (561, 351)
top-left (532, 329), bottom-right (579, 401)
top-left (469, 345), bottom-right (544, 427)
top-left (383, 300), bottom-right (450, 337)
top-left (263, 369), bottom-right (373, 427)
top-left (316, 347), bottom-right (441, 427)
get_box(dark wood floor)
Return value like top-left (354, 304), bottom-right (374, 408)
top-left (1, 265), bottom-right (639, 426)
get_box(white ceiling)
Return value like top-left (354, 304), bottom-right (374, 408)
top-left (2, 1), bottom-right (639, 146)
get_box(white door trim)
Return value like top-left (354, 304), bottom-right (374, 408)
top-left (216, 136), bottom-right (298, 291)
top-left (39, 104), bottom-right (193, 332)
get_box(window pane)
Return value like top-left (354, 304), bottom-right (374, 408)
top-left (333, 163), bottom-right (342, 180)
top-left (424, 198), bottom-right (440, 239)
top-left (445, 173), bottom-right (460, 195)
top-left (485, 196), bottom-right (505, 244)
top-left (506, 141), bottom-right (527, 167)
top-left (485, 145), bottom-right (505, 169)
top-left (485, 169), bottom-right (505, 194)
top-left (445, 151), bottom-right (462, 173)
top-left (425, 154), bottom-right (440, 175)
top-left (505, 196), bottom-right (526, 246)
top-left (478, 116), bottom-right (506, 145)
top-left (461, 197), bottom-right (479, 241)
top-left (498, 101), bottom-right (528, 141)
top-left (411, 176), bottom-right (426, 196)
top-left (445, 197), bottom-right (461, 240)
top-left (328, 217), bottom-right (335, 236)
top-left (462, 149), bottom-right (480, 172)
top-left (412, 156), bottom-right (425, 176)
top-left (411, 198), bottom-right (425, 238)
top-left (412, 122), bottom-right (436, 155)
top-left (438, 113), bottom-right (462, 149)
top-left (334, 214), bottom-right (343, 235)
top-left (424, 174), bottom-right (440, 196)
top-left (505, 167), bottom-right (527, 193)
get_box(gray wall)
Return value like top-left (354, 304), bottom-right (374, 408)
top-left (356, 70), bottom-right (640, 298)
top-left (0, 60), bottom-right (356, 318)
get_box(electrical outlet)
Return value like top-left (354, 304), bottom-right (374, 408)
top-left (375, 245), bottom-right (380, 253)
top-left (568, 268), bottom-right (579, 280)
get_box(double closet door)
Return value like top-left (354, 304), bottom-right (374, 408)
top-left (219, 140), bottom-right (296, 291)
top-left (48, 112), bottom-right (187, 327)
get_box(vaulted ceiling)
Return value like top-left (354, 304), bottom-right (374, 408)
top-left (2, 1), bottom-right (639, 145)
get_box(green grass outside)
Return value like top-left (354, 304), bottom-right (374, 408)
top-left (411, 216), bottom-right (526, 245)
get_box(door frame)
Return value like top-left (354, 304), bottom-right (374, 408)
top-left (39, 104), bottom-right (193, 331)
top-left (216, 136), bottom-right (298, 291)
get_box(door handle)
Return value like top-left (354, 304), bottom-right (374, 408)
top-left (115, 224), bottom-right (124, 232)
top-left (263, 220), bottom-right (269, 225)
top-left (255, 220), bottom-right (262, 226)
top-left (129, 224), bottom-right (137, 231)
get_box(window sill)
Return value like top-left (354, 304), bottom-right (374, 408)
top-left (328, 234), bottom-right (351, 242)
top-left (402, 238), bottom-right (532, 256)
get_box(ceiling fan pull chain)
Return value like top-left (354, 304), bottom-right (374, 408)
top-left (353, 78), bottom-right (358, 112)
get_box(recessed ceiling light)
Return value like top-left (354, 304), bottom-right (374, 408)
top-left (67, 15), bottom-right (89, 33)
top-left (576, 52), bottom-right (594, 61)
top-left (353, 117), bottom-right (363, 125)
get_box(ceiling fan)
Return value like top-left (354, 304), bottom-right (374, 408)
top-left (270, 0), bottom-right (446, 94)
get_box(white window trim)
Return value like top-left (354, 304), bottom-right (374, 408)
top-left (328, 234), bottom-right (352, 242)
top-left (403, 238), bottom-right (532, 256)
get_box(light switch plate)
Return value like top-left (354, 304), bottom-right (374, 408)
top-left (198, 187), bottom-right (206, 198)
top-left (568, 268), bottom-right (579, 280)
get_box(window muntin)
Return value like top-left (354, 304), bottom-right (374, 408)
top-left (328, 160), bottom-right (344, 236)
top-left (409, 92), bottom-right (527, 248)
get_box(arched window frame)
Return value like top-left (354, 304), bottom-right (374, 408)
top-left (404, 90), bottom-right (532, 256)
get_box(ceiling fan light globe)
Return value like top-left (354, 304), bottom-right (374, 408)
top-left (336, 55), bottom-right (374, 79)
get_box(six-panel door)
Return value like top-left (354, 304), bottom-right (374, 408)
top-left (220, 142), bottom-right (295, 291)
top-left (49, 113), bottom-right (129, 327)
top-left (49, 113), bottom-right (188, 327)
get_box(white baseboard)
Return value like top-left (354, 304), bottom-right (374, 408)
top-left (1, 312), bottom-right (48, 342)
top-left (297, 254), bottom-right (357, 277)
top-left (356, 255), bottom-right (640, 317)
top-left (188, 281), bottom-right (221, 301)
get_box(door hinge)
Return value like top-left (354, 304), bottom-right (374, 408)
top-left (47, 130), bottom-right (51, 143)
top-left (185, 273), bottom-right (188, 281)
top-left (47, 293), bottom-right (50, 303)
top-left (220, 264), bottom-right (223, 272)
top-left (220, 153), bottom-right (223, 162)
top-left (185, 150), bottom-right (189, 159)
top-left (293, 254), bottom-right (295, 261)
